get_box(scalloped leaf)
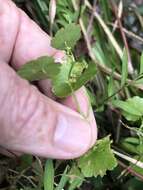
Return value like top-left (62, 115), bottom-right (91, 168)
top-left (78, 136), bottom-right (117, 178)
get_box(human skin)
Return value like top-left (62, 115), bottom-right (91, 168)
top-left (0, 0), bottom-right (97, 159)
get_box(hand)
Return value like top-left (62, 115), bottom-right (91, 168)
top-left (0, 0), bottom-right (97, 159)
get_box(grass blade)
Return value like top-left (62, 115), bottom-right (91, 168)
top-left (121, 48), bottom-right (128, 87)
top-left (140, 52), bottom-right (143, 74)
top-left (93, 11), bottom-right (123, 59)
top-left (55, 166), bottom-right (69, 190)
top-left (44, 159), bottom-right (54, 190)
top-left (99, 0), bottom-right (112, 22)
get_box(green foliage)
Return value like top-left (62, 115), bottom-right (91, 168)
top-left (121, 49), bottom-right (128, 87)
top-left (18, 55), bottom-right (96, 98)
top-left (51, 58), bottom-right (96, 97)
top-left (55, 166), bottom-right (69, 190)
top-left (78, 136), bottom-right (117, 177)
top-left (122, 177), bottom-right (143, 190)
top-left (120, 137), bottom-right (143, 154)
top-left (68, 164), bottom-right (84, 190)
top-left (113, 96), bottom-right (143, 121)
top-left (56, 0), bottom-right (78, 26)
top-left (130, 156), bottom-right (143, 176)
top-left (18, 23), bottom-right (96, 98)
top-left (108, 72), bottom-right (115, 98)
top-left (44, 159), bottom-right (54, 190)
top-left (140, 52), bottom-right (143, 74)
top-left (99, 0), bottom-right (112, 22)
top-left (5, 1), bottom-right (143, 190)
top-left (92, 42), bottom-right (107, 65)
top-left (52, 59), bottom-right (72, 97)
top-left (51, 23), bottom-right (81, 50)
top-left (18, 56), bottom-right (60, 82)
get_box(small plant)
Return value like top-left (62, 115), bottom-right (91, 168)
top-left (17, 23), bottom-right (117, 190)
top-left (1, 0), bottom-right (143, 189)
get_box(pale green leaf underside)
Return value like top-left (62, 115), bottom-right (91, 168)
top-left (52, 60), bottom-right (72, 97)
top-left (78, 136), bottom-right (117, 178)
top-left (17, 23), bottom-right (96, 98)
top-left (18, 56), bottom-right (96, 98)
top-left (51, 23), bottom-right (81, 50)
top-left (18, 56), bottom-right (60, 82)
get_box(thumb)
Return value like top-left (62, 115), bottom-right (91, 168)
top-left (0, 63), bottom-right (92, 159)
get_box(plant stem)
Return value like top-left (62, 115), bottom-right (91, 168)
top-left (113, 149), bottom-right (143, 168)
top-left (71, 0), bottom-right (143, 89)
top-left (118, 160), bottom-right (143, 181)
top-left (111, 0), bottom-right (134, 74)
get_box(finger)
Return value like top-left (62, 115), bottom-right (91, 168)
top-left (0, 146), bottom-right (21, 157)
top-left (11, 7), bottom-right (64, 99)
top-left (0, 0), bottom-right (20, 63)
top-left (0, 63), bottom-right (91, 159)
top-left (0, 0), bottom-right (64, 67)
top-left (61, 87), bottom-right (97, 147)
top-left (0, 0), bottom-right (60, 100)
top-left (11, 9), bottom-right (65, 68)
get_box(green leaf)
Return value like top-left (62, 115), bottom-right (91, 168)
top-left (92, 42), bottom-right (107, 65)
top-left (108, 71), bottom-right (116, 99)
top-left (99, 0), bottom-right (112, 22)
top-left (140, 52), bottom-right (143, 74)
top-left (121, 48), bottom-right (128, 87)
top-left (18, 56), bottom-right (61, 82)
top-left (51, 23), bottom-right (81, 50)
top-left (120, 138), bottom-right (140, 155)
top-left (18, 55), bottom-right (96, 98)
top-left (121, 137), bottom-right (140, 145)
top-left (68, 164), bottom-right (84, 190)
top-left (120, 137), bottom-right (143, 155)
top-left (52, 61), bottom-right (96, 98)
top-left (69, 60), bottom-right (88, 81)
top-left (55, 166), bottom-right (69, 190)
top-left (72, 62), bottom-right (96, 92)
top-left (112, 96), bottom-right (143, 121)
top-left (52, 61), bottom-right (72, 97)
top-left (78, 136), bottom-right (117, 178)
top-left (44, 159), bottom-right (54, 190)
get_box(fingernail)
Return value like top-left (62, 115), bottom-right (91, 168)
top-left (54, 114), bottom-right (91, 158)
